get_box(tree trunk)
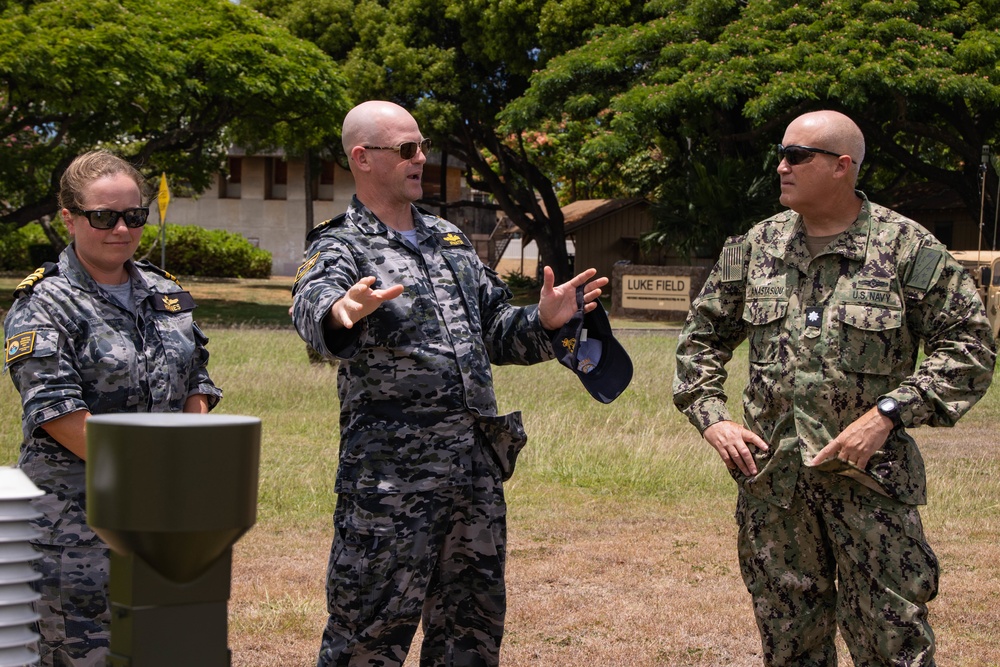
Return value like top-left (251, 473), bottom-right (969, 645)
top-left (38, 215), bottom-right (67, 254)
top-left (303, 148), bottom-right (314, 250)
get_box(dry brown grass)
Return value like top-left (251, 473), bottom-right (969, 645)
top-left (229, 436), bottom-right (1000, 667)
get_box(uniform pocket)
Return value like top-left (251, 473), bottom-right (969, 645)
top-left (742, 299), bottom-right (787, 364)
top-left (835, 304), bottom-right (903, 375)
top-left (326, 501), bottom-right (398, 625)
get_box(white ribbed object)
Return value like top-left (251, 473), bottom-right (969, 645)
top-left (0, 468), bottom-right (44, 667)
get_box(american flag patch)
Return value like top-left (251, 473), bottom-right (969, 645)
top-left (721, 241), bottom-right (745, 283)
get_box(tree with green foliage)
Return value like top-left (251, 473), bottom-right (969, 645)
top-left (507, 0), bottom-right (1000, 256)
top-left (250, 0), bottom-right (650, 281)
top-left (0, 0), bottom-right (349, 240)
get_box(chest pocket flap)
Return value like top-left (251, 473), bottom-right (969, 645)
top-left (836, 304), bottom-right (903, 375)
top-left (836, 303), bottom-right (902, 332)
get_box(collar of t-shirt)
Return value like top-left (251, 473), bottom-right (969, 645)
top-left (804, 232), bottom-right (842, 258)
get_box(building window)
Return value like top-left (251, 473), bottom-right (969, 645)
top-left (220, 157), bottom-right (242, 199)
top-left (314, 160), bottom-right (335, 201)
top-left (265, 157), bottom-right (287, 200)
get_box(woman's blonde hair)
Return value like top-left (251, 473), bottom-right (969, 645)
top-left (58, 150), bottom-right (147, 211)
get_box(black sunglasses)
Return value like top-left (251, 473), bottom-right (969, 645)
top-left (70, 207), bottom-right (150, 230)
top-left (777, 144), bottom-right (857, 166)
top-left (362, 138), bottom-right (432, 160)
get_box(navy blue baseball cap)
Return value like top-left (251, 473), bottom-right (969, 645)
top-left (551, 286), bottom-right (633, 403)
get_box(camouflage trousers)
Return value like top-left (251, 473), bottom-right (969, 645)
top-left (317, 443), bottom-right (506, 667)
top-left (31, 544), bottom-right (110, 667)
top-left (736, 466), bottom-right (939, 667)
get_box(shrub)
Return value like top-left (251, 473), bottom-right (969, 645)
top-left (0, 223), bottom-right (63, 272)
top-left (138, 224), bottom-right (272, 278)
top-left (1, 222), bottom-right (271, 279)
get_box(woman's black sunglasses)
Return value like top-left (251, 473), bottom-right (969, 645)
top-left (70, 207), bottom-right (150, 230)
top-left (777, 144), bottom-right (857, 166)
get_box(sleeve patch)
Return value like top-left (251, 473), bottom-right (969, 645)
top-left (721, 241), bottom-right (746, 283)
top-left (295, 252), bottom-right (320, 284)
top-left (906, 247), bottom-right (943, 291)
top-left (5, 332), bottom-right (36, 364)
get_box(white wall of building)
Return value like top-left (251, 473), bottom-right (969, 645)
top-left (150, 156), bottom-right (356, 276)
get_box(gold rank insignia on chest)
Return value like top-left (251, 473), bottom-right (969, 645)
top-left (438, 232), bottom-right (470, 248)
top-left (148, 291), bottom-right (197, 313)
top-left (5, 332), bottom-right (36, 364)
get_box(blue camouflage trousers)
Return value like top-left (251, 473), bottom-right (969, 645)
top-left (736, 466), bottom-right (939, 667)
top-left (317, 444), bottom-right (506, 667)
top-left (31, 544), bottom-right (110, 667)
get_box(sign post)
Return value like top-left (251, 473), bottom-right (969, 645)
top-left (157, 173), bottom-right (170, 270)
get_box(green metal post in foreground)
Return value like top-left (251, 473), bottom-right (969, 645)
top-left (86, 414), bottom-right (261, 667)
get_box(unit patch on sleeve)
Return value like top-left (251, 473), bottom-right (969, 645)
top-left (5, 332), bottom-right (36, 364)
top-left (906, 246), bottom-right (943, 292)
top-left (295, 252), bottom-right (320, 284)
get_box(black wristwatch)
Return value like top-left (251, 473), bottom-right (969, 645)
top-left (876, 395), bottom-right (903, 428)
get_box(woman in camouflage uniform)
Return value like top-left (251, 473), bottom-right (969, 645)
top-left (2, 151), bottom-right (222, 667)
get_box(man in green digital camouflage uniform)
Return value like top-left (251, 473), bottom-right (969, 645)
top-left (673, 110), bottom-right (996, 666)
top-left (292, 100), bottom-right (607, 667)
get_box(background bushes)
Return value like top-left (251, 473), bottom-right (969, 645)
top-left (137, 225), bottom-right (272, 278)
top-left (0, 223), bottom-right (271, 278)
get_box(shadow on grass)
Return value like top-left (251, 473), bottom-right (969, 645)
top-left (194, 300), bottom-right (294, 328)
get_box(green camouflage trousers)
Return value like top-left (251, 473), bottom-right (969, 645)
top-left (736, 466), bottom-right (938, 666)
top-left (317, 442), bottom-right (506, 667)
top-left (31, 544), bottom-right (110, 667)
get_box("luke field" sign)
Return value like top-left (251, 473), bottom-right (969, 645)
top-left (621, 275), bottom-right (690, 311)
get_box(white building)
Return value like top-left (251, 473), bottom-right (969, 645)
top-left (151, 148), bottom-right (475, 276)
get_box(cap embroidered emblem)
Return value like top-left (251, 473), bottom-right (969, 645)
top-left (561, 337), bottom-right (577, 354)
top-left (161, 295), bottom-right (181, 313)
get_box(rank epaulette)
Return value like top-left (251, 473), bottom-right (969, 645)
top-left (306, 213), bottom-right (347, 244)
top-left (13, 262), bottom-right (59, 298)
top-left (136, 260), bottom-right (183, 287)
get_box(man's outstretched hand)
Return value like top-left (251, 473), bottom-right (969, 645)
top-left (328, 276), bottom-right (405, 330)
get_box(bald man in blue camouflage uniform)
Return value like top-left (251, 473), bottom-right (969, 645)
top-left (3, 150), bottom-right (221, 667)
top-left (293, 100), bottom-right (607, 667)
top-left (674, 111), bottom-right (995, 666)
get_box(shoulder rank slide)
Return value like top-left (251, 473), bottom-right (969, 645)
top-left (306, 213), bottom-right (347, 244)
top-left (136, 260), bottom-right (183, 287)
top-left (13, 262), bottom-right (59, 298)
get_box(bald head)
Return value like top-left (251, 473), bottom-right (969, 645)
top-left (342, 101), bottom-right (416, 156)
top-left (787, 110), bottom-right (865, 181)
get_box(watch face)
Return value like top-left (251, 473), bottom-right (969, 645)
top-left (878, 397), bottom-right (896, 412)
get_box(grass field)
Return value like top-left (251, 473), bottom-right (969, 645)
top-left (1, 276), bottom-right (998, 666)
